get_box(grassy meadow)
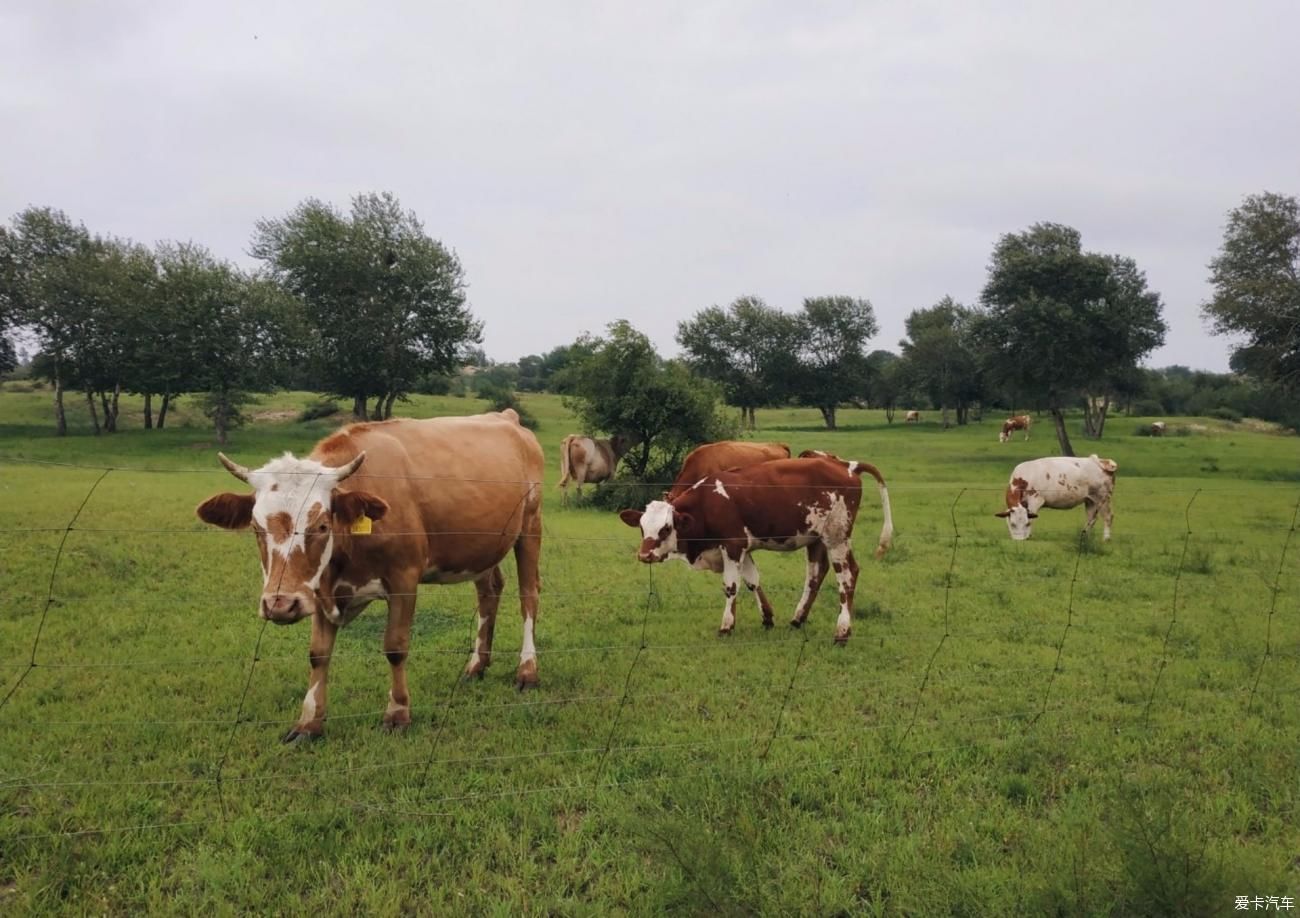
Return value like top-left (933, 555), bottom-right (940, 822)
top-left (1, 383), bottom-right (1298, 915)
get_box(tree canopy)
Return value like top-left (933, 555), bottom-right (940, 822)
top-left (1203, 191), bottom-right (1300, 393)
top-left (897, 297), bottom-right (982, 427)
top-left (973, 223), bottom-right (1166, 454)
top-left (251, 192), bottom-right (480, 420)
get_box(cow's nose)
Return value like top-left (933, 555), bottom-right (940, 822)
top-left (262, 593), bottom-right (302, 621)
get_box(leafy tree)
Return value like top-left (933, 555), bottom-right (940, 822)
top-left (973, 223), bottom-right (1166, 454)
top-left (251, 192), bottom-right (481, 420)
top-left (792, 296), bottom-right (878, 430)
top-left (1203, 192), bottom-right (1300, 392)
top-left (897, 297), bottom-right (982, 428)
top-left (562, 320), bottom-right (733, 482)
top-left (541, 341), bottom-right (599, 394)
top-left (676, 296), bottom-right (801, 429)
top-left (864, 350), bottom-right (903, 422)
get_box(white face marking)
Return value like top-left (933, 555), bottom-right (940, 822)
top-left (1005, 505), bottom-right (1032, 540)
top-left (249, 454), bottom-right (341, 560)
top-left (714, 480), bottom-right (730, 499)
top-left (639, 500), bottom-right (678, 559)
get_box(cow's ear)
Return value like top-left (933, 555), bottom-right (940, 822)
top-left (1027, 512), bottom-right (1039, 519)
top-left (618, 509), bottom-right (643, 528)
top-left (994, 509), bottom-right (1011, 518)
top-left (673, 511), bottom-right (694, 532)
top-left (332, 489), bottom-right (389, 524)
top-left (197, 493), bottom-right (254, 529)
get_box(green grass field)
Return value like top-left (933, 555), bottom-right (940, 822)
top-left (1, 385), bottom-right (1298, 915)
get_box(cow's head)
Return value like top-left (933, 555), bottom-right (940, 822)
top-left (998, 428), bottom-right (1010, 443)
top-left (994, 477), bottom-right (1037, 540)
top-left (196, 451), bottom-right (389, 624)
top-left (618, 500), bottom-right (692, 563)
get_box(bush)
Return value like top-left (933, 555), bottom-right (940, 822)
top-left (1208, 406), bottom-right (1242, 422)
top-left (1130, 399), bottom-right (1165, 416)
top-left (479, 384), bottom-right (538, 430)
top-left (298, 398), bottom-right (341, 422)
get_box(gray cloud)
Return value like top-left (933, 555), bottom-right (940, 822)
top-left (4, 0), bottom-right (1297, 370)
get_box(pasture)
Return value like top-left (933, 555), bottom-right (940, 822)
top-left (1, 387), bottom-right (1298, 915)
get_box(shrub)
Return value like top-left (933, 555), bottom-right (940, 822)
top-left (479, 384), bottom-right (538, 430)
top-left (1208, 406), bottom-right (1242, 422)
top-left (1130, 399), bottom-right (1165, 416)
top-left (298, 398), bottom-right (341, 422)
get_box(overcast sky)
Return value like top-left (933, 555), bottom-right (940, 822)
top-left (3, 1), bottom-right (1297, 371)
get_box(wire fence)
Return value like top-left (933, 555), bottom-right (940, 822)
top-left (0, 458), bottom-right (1297, 846)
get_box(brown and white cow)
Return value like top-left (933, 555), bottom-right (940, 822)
top-left (995, 454), bottom-right (1118, 542)
top-left (905, 410), bottom-right (920, 423)
top-left (999, 414), bottom-right (1032, 443)
top-left (619, 457), bottom-right (894, 643)
top-left (665, 440), bottom-right (790, 499)
top-left (558, 433), bottom-right (635, 504)
top-left (196, 409), bottom-right (545, 742)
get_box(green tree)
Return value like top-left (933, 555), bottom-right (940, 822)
top-left (251, 192), bottom-right (481, 420)
top-left (973, 223), bottom-right (1166, 454)
top-left (1203, 192), bottom-right (1300, 392)
top-left (676, 296), bottom-right (801, 429)
top-left (865, 349), bottom-right (903, 422)
top-left (562, 320), bottom-right (733, 481)
top-left (897, 297), bottom-right (982, 428)
top-left (793, 296), bottom-right (878, 430)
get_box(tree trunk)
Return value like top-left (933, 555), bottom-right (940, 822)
top-left (1050, 407), bottom-right (1075, 456)
top-left (383, 391), bottom-right (398, 419)
top-left (371, 395), bottom-right (386, 421)
top-left (885, 405), bottom-right (895, 424)
top-left (353, 394), bottom-right (368, 420)
top-left (157, 391), bottom-right (171, 429)
top-left (99, 391), bottom-right (112, 432)
top-left (1094, 395), bottom-right (1110, 439)
top-left (86, 390), bottom-right (101, 436)
top-left (941, 404), bottom-right (950, 429)
top-left (110, 382), bottom-right (121, 432)
top-left (143, 392), bottom-right (153, 429)
top-left (214, 392), bottom-right (229, 445)
top-left (53, 372), bottom-right (67, 436)
top-left (819, 405), bottom-right (837, 430)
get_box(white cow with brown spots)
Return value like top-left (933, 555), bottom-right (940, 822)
top-left (995, 454), bottom-right (1118, 541)
top-left (905, 410), bottom-right (920, 423)
top-left (557, 433), bottom-right (635, 504)
top-left (196, 409), bottom-right (544, 742)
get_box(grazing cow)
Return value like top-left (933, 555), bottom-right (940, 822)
top-left (1150, 421), bottom-right (1167, 436)
top-left (196, 409), bottom-right (545, 742)
top-left (665, 440), bottom-right (790, 499)
top-left (905, 410), bottom-right (920, 423)
top-left (558, 433), bottom-right (635, 504)
top-left (619, 457), bottom-right (894, 643)
top-left (999, 415), bottom-right (1032, 443)
top-left (995, 454), bottom-right (1118, 542)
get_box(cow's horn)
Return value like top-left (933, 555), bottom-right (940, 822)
top-left (217, 452), bottom-right (252, 483)
top-left (332, 451), bottom-right (367, 482)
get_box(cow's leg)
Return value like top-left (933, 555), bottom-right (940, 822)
top-left (381, 580), bottom-right (419, 731)
top-left (739, 552), bottom-right (774, 629)
top-left (1101, 498), bottom-right (1113, 541)
top-left (791, 542), bottom-right (830, 628)
top-left (513, 501), bottom-right (543, 690)
top-left (464, 566), bottom-right (505, 681)
top-left (286, 613), bottom-right (338, 743)
top-left (830, 544), bottom-right (859, 644)
top-left (718, 550), bottom-right (744, 635)
top-left (1082, 498), bottom-right (1100, 536)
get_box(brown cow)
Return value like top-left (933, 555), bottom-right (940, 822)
top-left (619, 457), bottom-right (893, 643)
top-left (558, 433), bottom-right (635, 504)
top-left (665, 440), bottom-right (790, 499)
top-left (905, 410), bottom-right (920, 423)
top-left (999, 414), bottom-right (1032, 443)
top-left (196, 409), bottom-right (544, 742)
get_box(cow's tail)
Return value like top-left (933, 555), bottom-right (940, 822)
top-left (849, 461), bottom-right (894, 559)
top-left (558, 436), bottom-right (575, 490)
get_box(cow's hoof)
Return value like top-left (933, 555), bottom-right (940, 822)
top-left (380, 720), bottom-right (410, 734)
top-left (718, 628), bottom-right (733, 637)
top-left (515, 677), bottom-right (539, 693)
top-left (833, 634), bottom-right (850, 646)
top-left (762, 618), bottom-right (775, 630)
top-left (461, 668), bottom-right (487, 683)
top-left (789, 619), bottom-right (803, 630)
top-left (281, 728), bottom-right (322, 745)
top-left (515, 659), bottom-right (539, 692)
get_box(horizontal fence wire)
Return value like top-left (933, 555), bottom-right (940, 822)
top-left (0, 460), bottom-right (1296, 849)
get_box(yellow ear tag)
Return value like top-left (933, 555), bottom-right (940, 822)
top-left (350, 514), bottom-right (373, 535)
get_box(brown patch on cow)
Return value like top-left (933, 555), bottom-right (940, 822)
top-left (265, 511), bottom-right (294, 542)
top-left (317, 430), bottom-right (354, 454)
top-left (1009, 476), bottom-right (1031, 508)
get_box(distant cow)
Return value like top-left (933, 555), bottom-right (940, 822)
top-left (196, 410), bottom-right (545, 741)
top-left (665, 440), bottom-right (790, 499)
top-left (558, 433), bottom-right (635, 504)
top-left (999, 415), bottom-right (1032, 443)
top-left (1150, 421), bottom-right (1167, 436)
top-left (905, 410), bottom-right (920, 423)
top-left (995, 454), bottom-right (1118, 542)
top-left (620, 456), bottom-right (894, 643)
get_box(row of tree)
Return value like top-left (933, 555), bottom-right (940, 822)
top-left (0, 193), bottom-right (481, 441)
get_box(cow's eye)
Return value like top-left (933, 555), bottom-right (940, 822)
top-left (315, 523), bottom-right (329, 534)
top-left (659, 525), bottom-right (671, 538)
